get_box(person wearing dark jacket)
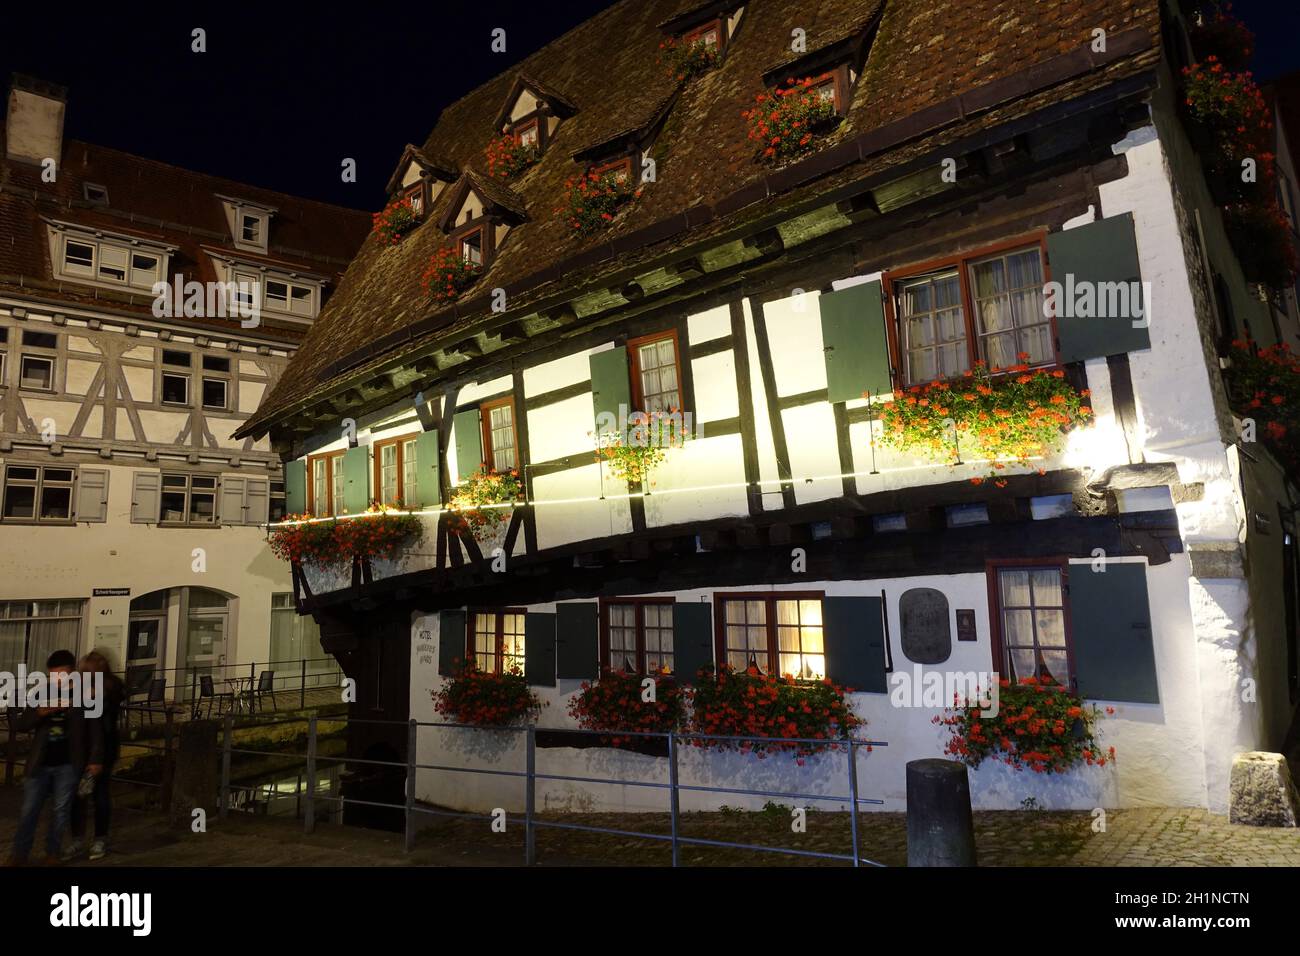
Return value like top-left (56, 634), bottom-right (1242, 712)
top-left (68, 651), bottom-right (124, 861)
top-left (6, 649), bottom-right (103, 866)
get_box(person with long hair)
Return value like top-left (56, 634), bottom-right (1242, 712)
top-left (66, 650), bottom-right (124, 861)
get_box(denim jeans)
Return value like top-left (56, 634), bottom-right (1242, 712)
top-left (13, 763), bottom-right (77, 861)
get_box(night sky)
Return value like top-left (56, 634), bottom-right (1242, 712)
top-left (1, 2), bottom-right (1298, 211)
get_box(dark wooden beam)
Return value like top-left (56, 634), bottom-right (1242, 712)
top-left (747, 296), bottom-right (797, 510)
top-left (728, 299), bottom-right (763, 517)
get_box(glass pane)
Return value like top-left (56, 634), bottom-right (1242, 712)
top-left (999, 570), bottom-right (1032, 607)
top-left (3, 485), bottom-right (35, 518)
top-left (776, 600), bottom-right (798, 627)
top-left (160, 492), bottom-right (186, 522)
top-left (39, 486), bottom-right (71, 520)
top-left (189, 492), bottom-right (216, 523)
top-left (1030, 569), bottom-right (1063, 606)
top-left (1035, 609), bottom-right (1067, 647)
top-left (1003, 609), bottom-right (1034, 645)
top-left (1039, 650), bottom-right (1069, 685)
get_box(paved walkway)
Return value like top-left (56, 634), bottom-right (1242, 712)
top-left (2, 785), bottom-right (1297, 866)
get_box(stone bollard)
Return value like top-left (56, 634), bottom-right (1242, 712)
top-left (1229, 752), bottom-right (1299, 827)
top-left (169, 719), bottom-right (219, 828)
top-left (906, 758), bottom-right (977, 866)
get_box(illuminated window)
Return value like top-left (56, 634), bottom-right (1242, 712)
top-left (373, 434), bottom-right (421, 507)
top-left (629, 331), bottom-right (681, 413)
top-left (590, 157), bottom-right (632, 184)
top-left (603, 598), bottom-right (674, 674)
top-left (307, 451), bottom-right (346, 517)
top-left (480, 397), bottom-right (517, 472)
top-left (460, 228), bottom-right (484, 266)
top-left (718, 594), bottom-right (825, 679)
top-left (515, 119), bottom-right (539, 148)
top-left (469, 610), bottom-right (526, 675)
top-left (992, 564), bottom-right (1071, 686)
top-left (888, 238), bottom-right (1052, 385)
top-left (404, 183), bottom-right (425, 218)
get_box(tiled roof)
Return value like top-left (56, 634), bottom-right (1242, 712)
top-left (243, 0), bottom-right (1162, 432)
top-left (0, 131), bottom-right (371, 341)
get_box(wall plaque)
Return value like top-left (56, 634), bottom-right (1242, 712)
top-left (956, 609), bottom-right (978, 642)
top-left (899, 588), bottom-right (952, 664)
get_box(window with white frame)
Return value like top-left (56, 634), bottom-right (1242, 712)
top-left (0, 327), bottom-right (8, 387)
top-left (57, 234), bottom-right (161, 290)
top-left (160, 351), bottom-right (190, 405)
top-left (263, 277), bottom-right (316, 317)
top-left (1, 464), bottom-right (75, 522)
top-left (159, 473), bottom-right (217, 524)
top-left (237, 210), bottom-right (268, 251)
top-left (19, 329), bottom-right (57, 391)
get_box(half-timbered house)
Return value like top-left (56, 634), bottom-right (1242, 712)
top-left (0, 75), bottom-right (369, 697)
top-left (238, 0), bottom-right (1300, 813)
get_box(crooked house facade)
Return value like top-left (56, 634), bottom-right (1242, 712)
top-left (237, 0), bottom-right (1300, 814)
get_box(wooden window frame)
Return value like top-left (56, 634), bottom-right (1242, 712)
top-left (512, 117), bottom-right (540, 149)
top-left (627, 328), bottom-right (683, 413)
top-left (306, 450), bottom-right (346, 517)
top-left (985, 557), bottom-right (1078, 691)
top-left (712, 591), bottom-right (826, 677)
top-left (683, 18), bottom-right (723, 50)
top-left (158, 472), bottom-right (218, 527)
top-left (599, 596), bottom-right (676, 674)
top-left (589, 156), bottom-right (634, 184)
top-left (1, 463), bottom-right (77, 525)
top-left (371, 432), bottom-right (421, 507)
top-left (882, 232), bottom-right (1056, 388)
top-left (454, 222), bottom-right (491, 269)
top-left (478, 396), bottom-right (519, 473)
top-left (403, 181), bottom-right (426, 219)
top-left (465, 607), bottom-right (528, 675)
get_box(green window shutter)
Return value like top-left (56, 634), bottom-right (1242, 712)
top-left (556, 602), bottom-right (599, 680)
top-left (524, 612), bottom-right (557, 687)
top-left (824, 596), bottom-right (888, 693)
top-left (453, 408), bottom-right (483, 484)
top-left (413, 430), bottom-right (441, 507)
top-left (438, 609), bottom-right (467, 676)
top-left (341, 445), bottom-right (369, 514)
top-left (672, 602), bottom-right (713, 685)
top-left (1047, 213), bottom-right (1152, 363)
top-left (1068, 562), bottom-right (1159, 703)
top-left (819, 281), bottom-right (892, 401)
top-left (589, 346), bottom-right (630, 434)
top-left (284, 460), bottom-right (307, 515)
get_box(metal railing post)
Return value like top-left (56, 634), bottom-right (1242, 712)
top-left (219, 712), bottom-right (233, 819)
top-left (525, 724), bottom-right (536, 866)
top-left (668, 732), bottom-right (682, 867)
top-left (160, 709), bottom-right (176, 811)
top-left (3, 710), bottom-right (15, 787)
top-left (847, 740), bottom-right (861, 868)
top-left (404, 719), bottom-right (417, 852)
top-left (304, 715), bottom-right (318, 834)
top-left (300, 658), bottom-right (307, 709)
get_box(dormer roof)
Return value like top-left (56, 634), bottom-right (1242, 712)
top-left (491, 73), bottom-right (578, 131)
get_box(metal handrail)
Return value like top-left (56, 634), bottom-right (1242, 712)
top-left (216, 713), bottom-right (889, 867)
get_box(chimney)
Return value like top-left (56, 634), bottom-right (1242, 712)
top-left (5, 74), bottom-right (67, 166)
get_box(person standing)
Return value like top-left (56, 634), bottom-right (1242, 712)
top-left (67, 651), bottom-right (124, 861)
top-left (5, 649), bottom-right (103, 866)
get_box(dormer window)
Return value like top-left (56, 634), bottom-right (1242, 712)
top-left (460, 228), bottom-right (484, 267)
top-left (515, 118), bottom-right (540, 149)
top-left (591, 156), bottom-right (634, 185)
top-left (492, 74), bottom-right (577, 164)
top-left (52, 229), bottom-right (167, 291)
top-left (403, 182), bottom-right (426, 219)
top-left (684, 20), bottom-right (721, 49)
top-left (219, 196), bottom-right (276, 253)
top-left (808, 71), bottom-right (842, 111)
top-left (240, 212), bottom-right (264, 245)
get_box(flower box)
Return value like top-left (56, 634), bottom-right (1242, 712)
top-left (421, 245), bottom-right (482, 303)
top-left (268, 507), bottom-right (424, 569)
top-left (447, 468), bottom-right (523, 542)
top-left (743, 77), bottom-right (838, 163)
top-left (485, 134), bottom-right (539, 181)
top-left (433, 663), bottom-right (542, 727)
top-left (559, 171), bottom-right (641, 237)
top-left (371, 197), bottom-right (419, 245)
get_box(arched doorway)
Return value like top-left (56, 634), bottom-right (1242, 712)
top-left (125, 586), bottom-right (235, 700)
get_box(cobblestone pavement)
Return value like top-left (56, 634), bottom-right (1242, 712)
top-left (2, 785), bottom-right (1298, 866)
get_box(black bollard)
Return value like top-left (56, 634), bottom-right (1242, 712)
top-left (906, 758), bottom-right (977, 866)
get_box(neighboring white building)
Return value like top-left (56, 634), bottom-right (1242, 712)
top-left (0, 75), bottom-right (369, 698)
top-left (238, 1), bottom-right (1300, 813)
